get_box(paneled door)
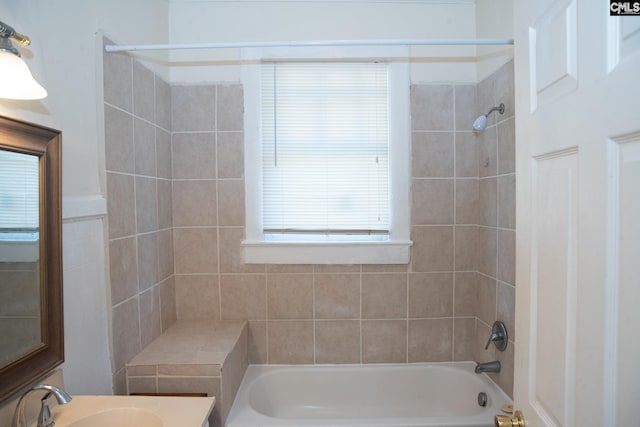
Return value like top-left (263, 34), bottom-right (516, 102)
top-left (513, 0), bottom-right (640, 426)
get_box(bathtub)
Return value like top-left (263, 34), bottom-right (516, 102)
top-left (226, 362), bottom-right (512, 427)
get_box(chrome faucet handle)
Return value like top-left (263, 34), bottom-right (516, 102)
top-left (37, 393), bottom-right (54, 427)
top-left (484, 320), bottom-right (508, 352)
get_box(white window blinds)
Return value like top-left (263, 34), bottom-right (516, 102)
top-left (0, 150), bottom-right (39, 230)
top-left (261, 62), bottom-right (390, 235)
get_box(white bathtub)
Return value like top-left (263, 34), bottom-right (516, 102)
top-left (226, 362), bottom-right (512, 427)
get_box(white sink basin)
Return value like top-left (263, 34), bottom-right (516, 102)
top-left (51, 395), bottom-right (215, 427)
top-left (67, 407), bottom-right (163, 427)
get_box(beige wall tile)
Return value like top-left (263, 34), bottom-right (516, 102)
top-left (408, 318), bottom-right (453, 362)
top-left (315, 320), bottom-right (360, 364)
top-left (314, 264), bottom-right (360, 273)
top-left (362, 264), bottom-right (408, 273)
top-left (156, 128), bottom-right (172, 179)
top-left (133, 60), bottom-right (155, 123)
top-left (159, 277), bottom-right (177, 331)
top-left (172, 133), bottom-right (216, 179)
top-left (220, 275), bottom-right (266, 320)
top-left (103, 43), bottom-right (132, 112)
top-left (139, 286), bottom-right (161, 347)
top-left (494, 60), bottom-right (515, 119)
top-left (410, 226), bottom-right (454, 272)
top-left (157, 229), bottom-right (174, 281)
top-left (493, 339), bottom-right (514, 398)
top-left (267, 320), bottom-right (314, 364)
top-left (155, 77), bottom-right (171, 131)
top-left (267, 274), bottom-right (313, 319)
top-left (158, 376), bottom-right (221, 397)
top-left (171, 85), bottom-right (216, 132)
top-left (109, 237), bottom-right (138, 305)
top-left (498, 174), bottom-right (516, 230)
top-left (478, 177), bottom-right (497, 227)
top-left (157, 179), bottom-right (173, 230)
top-left (105, 105), bottom-right (134, 174)
top-left (219, 227), bottom-right (265, 274)
top-left (267, 264), bottom-right (313, 274)
top-left (217, 132), bottom-right (244, 179)
top-left (107, 172), bottom-right (136, 238)
top-left (137, 233), bottom-right (159, 291)
top-left (173, 227), bottom-right (218, 274)
top-left (361, 273), bottom-right (407, 319)
top-left (474, 320), bottom-right (495, 363)
top-left (476, 274), bottom-right (497, 326)
top-left (497, 281), bottom-right (515, 343)
top-left (411, 179), bottom-right (454, 225)
top-left (455, 225), bottom-right (478, 271)
top-left (135, 176), bottom-right (159, 233)
top-left (128, 376), bottom-right (157, 395)
top-left (410, 85), bottom-right (454, 131)
top-left (112, 298), bottom-right (141, 370)
top-left (175, 274), bottom-right (220, 320)
top-left (476, 73), bottom-right (496, 128)
top-left (454, 272), bottom-right (478, 317)
top-left (477, 227), bottom-right (497, 278)
top-left (247, 321), bottom-right (267, 364)
top-left (455, 132), bottom-right (478, 177)
top-left (477, 126), bottom-right (497, 178)
top-left (411, 132), bottom-right (454, 178)
top-left (218, 180), bottom-right (245, 226)
top-left (455, 179), bottom-right (478, 224)
top-left (497, 229), bottom-right (516, 285)
top-left (362, 320), bottom-right (407, 363)
top-left (314, 274), bottom-right (360, 319)
top-left (134, 118), bottom-right (156, 177)
top-left (408, 272), bottom-right (453, 318)
top-left (497, 117), bottom-right (515, 174)
top-left (217, 85), bottom-right (244, 132)
top-left (454, 85), bottom-right (477, 132)
top-left (172, 180), bottom-right (217, 227)
top-left (453, 317), bottom-right (476, 361)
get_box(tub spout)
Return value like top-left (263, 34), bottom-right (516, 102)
top-left (475, 360), bottom-right (501, 374)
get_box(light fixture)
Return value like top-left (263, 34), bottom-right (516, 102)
top-left (472, 103), bottom-right (505, 132)
top-left (0, 21), bottom-right (46, 100)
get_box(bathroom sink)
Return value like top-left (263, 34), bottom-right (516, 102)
top-left (51, 395), bottom-right (215, 427)
top-left (67, 407), bottom-right (163, 427)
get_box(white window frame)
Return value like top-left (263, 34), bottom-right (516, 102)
top-left (241, 46), bottom-right (412, 264)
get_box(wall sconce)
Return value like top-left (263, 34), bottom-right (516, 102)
top-left (0, 21), bottom-right (47, 100)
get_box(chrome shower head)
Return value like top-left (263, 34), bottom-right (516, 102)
top-left (473, 103), bottom-right (505, 132)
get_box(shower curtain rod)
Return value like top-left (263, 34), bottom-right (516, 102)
top-left (104, 38), bottom-right (513, 53)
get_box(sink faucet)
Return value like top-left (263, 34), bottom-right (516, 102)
top-left (12, 384), bottom-right (72, 427)
top-left (475, 360), bottom-right (501, 374)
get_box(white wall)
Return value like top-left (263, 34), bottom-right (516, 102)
top-left (0, 0), bottom-right (169, 396)
top-left (168, 0), bottom-right (478, 84)
top-left (476, 0), bottom-right (514, 81)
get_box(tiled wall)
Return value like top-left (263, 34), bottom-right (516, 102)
top-left (103, 40), bottom-right (177, 391)
top-left (104, 46), bottom-right (516, 396)
top-left (472, 60), bottom-right (516, 395)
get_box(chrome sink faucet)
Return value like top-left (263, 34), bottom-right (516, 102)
top-left (11, 384), bottom-right (72, 427)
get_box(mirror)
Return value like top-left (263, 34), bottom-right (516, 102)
top-left (0, 115), bottom-right (62, 402)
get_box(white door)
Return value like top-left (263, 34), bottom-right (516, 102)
top-left (513, 0), bottom-right (640, 426)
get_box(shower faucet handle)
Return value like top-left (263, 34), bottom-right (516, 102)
top-left (484, 320), bottom-right (508, 352)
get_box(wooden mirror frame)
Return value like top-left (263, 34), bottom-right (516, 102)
top-left (0, 116), bottom-right (63, 402)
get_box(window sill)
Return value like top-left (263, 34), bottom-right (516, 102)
top-left (241, 240), bottom-right (412, 264)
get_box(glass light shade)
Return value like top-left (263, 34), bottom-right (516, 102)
top-left (0, 51), bottom-right (47, 100)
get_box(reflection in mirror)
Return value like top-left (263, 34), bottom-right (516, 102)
top-left (0, 150), bottom-right (41, 365)
top-left (0, 115), bottom-right (62, 403)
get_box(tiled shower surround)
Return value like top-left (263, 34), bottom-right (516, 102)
top-left (104, 45), bottom-right (516, 396)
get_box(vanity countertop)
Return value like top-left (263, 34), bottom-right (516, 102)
top-left (51, 395), bottom-right (215, 427)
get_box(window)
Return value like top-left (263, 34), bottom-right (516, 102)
top-left (0, 150), bottom-right (39, 240)
top-left (242, 50), bottom-right (411, 264)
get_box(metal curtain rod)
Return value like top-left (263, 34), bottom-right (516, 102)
top-left (104, 38), bottom-right (513, 53)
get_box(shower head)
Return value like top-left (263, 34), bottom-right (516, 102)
top-left (472, 103), bottom-right (505, 132)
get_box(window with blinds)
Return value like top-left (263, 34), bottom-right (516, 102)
top-left (0, 150), bottom-right (39, 231)
top-left (260, 62), bottom-right (390, 237)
